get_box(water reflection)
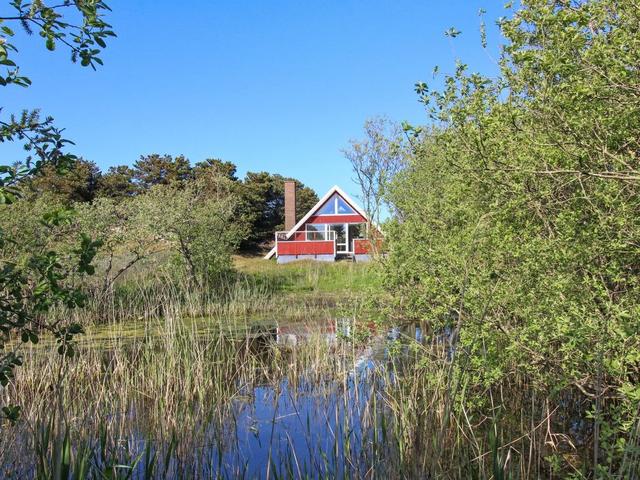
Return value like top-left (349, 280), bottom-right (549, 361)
top-left (185, 319), bottom-right (428, 478)
top-left (2, 318), bottom-right (435, 479)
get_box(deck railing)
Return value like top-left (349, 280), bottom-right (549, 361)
top-left (275, 230), bottom-right (337, 242)
top-left (275, 230), bottom-right (377, 257)
top-left (275, 230), bottom-right (338, 256)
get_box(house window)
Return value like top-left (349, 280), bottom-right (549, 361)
top-left (348, 223), bottom-right (365, 240)
top-left (306, 223), bottom-right (327, 240)
top-left (336, 196), bottom-right (355, 214)
top-left (317, 193), bottom-right (356, 215)
top-left (317, 198), bottom-right (336, 215)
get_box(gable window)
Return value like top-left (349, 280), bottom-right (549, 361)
top-left (317, 199), bottom-right (336, 215)
top-left (317, 193), bottom-right (356, 215)
top-left (336, 196), bottom-right (355, 214)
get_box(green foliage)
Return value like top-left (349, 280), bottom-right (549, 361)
top-left (194, 158), bottom-right (239, 182)
top-left (27, 158), bottom-right (101, 203)
top-left (74, 196), bottom-right (161, 295)
top-left (384, 0), bottom-right (640, 474)
top-left (0, 218), bottom-right (99, 421)
top-left (0, 110), bottom-right (78, 204)
top-left (132, 154), bottom-right (193, 189)
top-left (241, 172), bottom-right (318, 248)
top-left (96, 165), bottom-right (137, 198)
top-left (0, 0), bottom-right (113, 423)
top-left (133, 175), bottom-right (249, 284)
top-left (29, 152), bottom-right (320, 254)
top-left (0, 0), bottom-right (115, 77)
top-left (0, 1), bottom-right (115, 202)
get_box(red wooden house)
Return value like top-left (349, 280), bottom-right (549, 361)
top-left (264, 182), bottom-right (378, 263)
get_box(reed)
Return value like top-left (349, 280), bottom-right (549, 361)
top-left (0, 316), bottom-right (602, 478)
top-left (1, 259), bottom-right (636, 478)
top-left (46, 257), bottom-right (378, 329)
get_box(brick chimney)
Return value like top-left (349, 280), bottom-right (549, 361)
top-left (284, 180), bottom-right (296, 231)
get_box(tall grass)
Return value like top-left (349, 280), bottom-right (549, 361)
top-left (2, 310), bottom-right (390, 477)
top-left (1, 258), bottom-right (636, 478)
top-left (48, 257), bottom-right (378, 328)
top-left (4, 313), bottom-right (633, 478)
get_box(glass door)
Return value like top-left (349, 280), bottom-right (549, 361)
top-left (329, 224), bottom-right (348, 252)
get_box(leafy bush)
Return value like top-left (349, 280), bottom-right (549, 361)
top-left (132, 174), bottom-right (249, 284)
top-left (384, 0), bottom-right (640, 474)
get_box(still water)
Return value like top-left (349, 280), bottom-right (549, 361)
top-left (2, 318), bottom-right (432, 479)
top-left (130, 320), bottom-right (427, 478)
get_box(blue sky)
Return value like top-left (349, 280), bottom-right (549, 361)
top-left (3, 0), bottom-right (506, 197)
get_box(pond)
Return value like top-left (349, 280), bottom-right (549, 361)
top-left (0, 316), bottom-right (435, 479)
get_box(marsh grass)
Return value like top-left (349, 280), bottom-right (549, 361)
top-left (3, 311), bottom-right (392, 478)
top-left (47, 256), bottom-right (380, 329)
top-left (3, 311), bottom-right (621, 479)
top-left (2, 258), bottom-right (635, 478)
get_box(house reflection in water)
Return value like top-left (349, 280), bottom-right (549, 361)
top-left (274, 318), bottom-right (355, 347)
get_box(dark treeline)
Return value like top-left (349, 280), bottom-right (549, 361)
top-left (25, 154), bottom-right (318, 250)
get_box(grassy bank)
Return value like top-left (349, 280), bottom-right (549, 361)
top-left (233, 255), bottom-right (381, 295)
top-left (42, 255), bottom-right (382, 331)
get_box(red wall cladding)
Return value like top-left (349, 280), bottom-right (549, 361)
top-left (307, 214), bottom-right (366, 224)
top-left (354, 239), bottom-right (372, 254)
top-left (277, 240), bottom-right (335, 255)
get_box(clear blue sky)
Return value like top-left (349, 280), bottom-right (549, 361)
top-left (3, 0), bottom-right (506, 197)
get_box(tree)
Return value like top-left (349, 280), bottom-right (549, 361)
top-left (343, 116), bottom-right (406, 232)
top-left (132, 154), bottom-right (192, 189)
top-left (96, 165), bottom-right (138, 198)
top-left (0, 192), bottom-right (70, 258)
top-left (193, 163), bottom-right (320, 251)
top-left (384, 0), bottom-right (640, 474)
top-left (0, 1), bottom-right (115, 203)
top-left (27, 158), bottom-right (101, 203)
top-left (134, 176), bottom-right (249, 285)
top-left (0, 1), bottom-right (114, 422)
top-left (194, 158), bottom-right (239, 182)
top-left (241, 172), bottom-right (318, 249)
top-left (75, 197), bottom-right (162, 298)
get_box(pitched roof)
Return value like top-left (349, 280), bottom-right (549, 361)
top-left (264, 185), bottom-right (370, 259)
